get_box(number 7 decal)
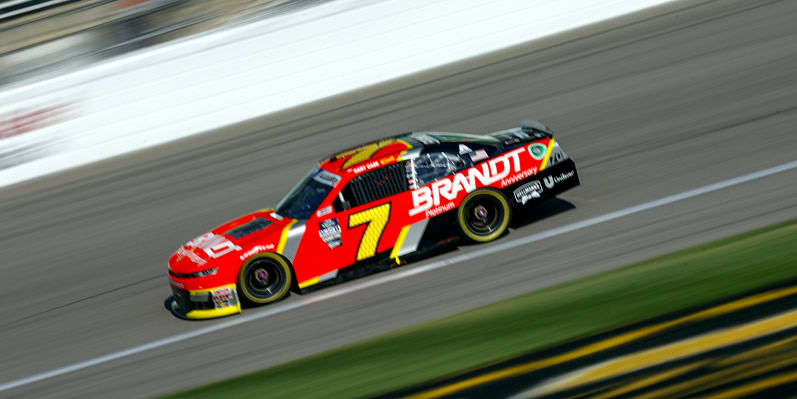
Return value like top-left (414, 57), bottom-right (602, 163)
top-left (348, 203), bottom-right (391, 261)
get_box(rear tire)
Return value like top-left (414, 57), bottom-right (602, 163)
top-left (237, 253), bottom-right (293, 306)
top-left (456, 188), bottom-right (511, 243)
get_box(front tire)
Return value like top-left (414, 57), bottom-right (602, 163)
top-left (237, 253), bottom-right (293, 306)
top-left (456, 188), bottom-right (511, 243)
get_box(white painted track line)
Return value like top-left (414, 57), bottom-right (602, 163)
top-left (1, 159), bottom-right (796, 393)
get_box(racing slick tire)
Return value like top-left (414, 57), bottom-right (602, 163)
top-left (456, 188), bottom-right (512, 243)
top-left (237, 253), bottom-right (293, 306)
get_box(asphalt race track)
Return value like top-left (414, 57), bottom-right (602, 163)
top-left (1, 0), bottom-right (796, 397)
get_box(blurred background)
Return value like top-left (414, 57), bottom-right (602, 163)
top-left (0, 0), bottom-right (329, 86)
top-left (0, 0), bottom-right (338, 171)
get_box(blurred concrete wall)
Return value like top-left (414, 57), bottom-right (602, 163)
top-left (0, 0), bottom-right (304, 85)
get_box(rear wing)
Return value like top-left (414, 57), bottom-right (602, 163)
top-left (520, 120), bottom-right (553, 135)
top-left (488, 120), bottom-right (553, 146)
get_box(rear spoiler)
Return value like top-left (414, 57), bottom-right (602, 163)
top-left (520, 120), bottom-right (553, 135)
top-left (488, 120), bottom-right (553, 146)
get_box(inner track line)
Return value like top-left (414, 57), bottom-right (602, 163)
top-left (1, 159), bottom-right (796, 393)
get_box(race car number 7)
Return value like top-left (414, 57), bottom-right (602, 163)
top-left (348, 203), bottom-right (391, 261)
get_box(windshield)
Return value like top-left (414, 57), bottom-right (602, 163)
top-left (275, 167), bottom-right (340, 219)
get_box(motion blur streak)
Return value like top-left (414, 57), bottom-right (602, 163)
top-left (1, 159), bottom-right (795, 394)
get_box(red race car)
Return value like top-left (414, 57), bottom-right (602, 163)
top-left (167, 121), bottom-right (579, 319)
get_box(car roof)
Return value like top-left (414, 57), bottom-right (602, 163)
top-left (319, 132), bottom-right (501, 175)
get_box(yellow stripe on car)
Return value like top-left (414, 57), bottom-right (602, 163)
top-left (539, 138), bottom-right (556, 171)
top-left (277, 219), bottom-right (298, 254)
top-left (299, 276), bottom-right (320, 289)
top-left (185, 283), bottom-right (242, 319)
top-left (186, 305), bottom-right (242, 319)
top-left (390, 225), bottom-right (411, 263)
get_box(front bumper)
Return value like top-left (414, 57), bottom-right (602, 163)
top-left (169, 283), bottom-right (242, 320)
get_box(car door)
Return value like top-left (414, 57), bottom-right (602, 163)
top-left (333, 149), bottom-right (474, 264)
top-left (334, 161), bottom-right (411, 265)
top-left (290, 161), bottom-right (411, 288)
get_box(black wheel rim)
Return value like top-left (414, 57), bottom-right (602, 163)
top-left (464, 196), bottom-right (503, 236)
top-left (245, 259), bottom-right (286, 299)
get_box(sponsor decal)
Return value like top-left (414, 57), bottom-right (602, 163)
top-left (185, 232), bottom-right (214, 247)
top-left (528, 143), bottom-right (547, 160)
top-left (379, 155), bottom-right (395, 165)
top-left (169, 280), bottom-right (184, 288)
top-left (184, 232), bottom-right (241, 260)
top-left (546, 142), bottom-right (569, 168)
top-left (469, 149), bottom-right (489, 162)
top-left (513, 180), bottom-right (543, 204)
top-left (0, 101), bottom-right (79, 170)
top-left (0, 102), bottom-right (72, 140)
top-left (425, 202), bottom-right (455, 218)
top-left (238, 244), bottom-right (276, 260)
top-left (312, 169), bottom-right (341, 186)
top-left (352, 160), bottom-right (381, 174)
top-left (176, 247), bottom-right (208, 265)
top-left (543, 170), bottom-right (576, 189)
top-left (499, 166), bottom-right (538, 188)
top-left (211, 287), bottom-right (234, 309)
top-left (316, 205), bottom-right (333, 217)
top-left (409, 147), bottom-right (525, 216)
top-left (319, 218), bottom-right (342, 249)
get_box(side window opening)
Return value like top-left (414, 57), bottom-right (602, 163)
top-left (335, 162), bottom-right (408, 210)
top-left (410, 151), bottom-right (473, 188)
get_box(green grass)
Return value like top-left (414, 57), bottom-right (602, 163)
top-left (166, 219), bottom-right (797, 399)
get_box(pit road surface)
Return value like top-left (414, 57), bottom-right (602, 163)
top-left (1, 0), bottom-right (797, 397)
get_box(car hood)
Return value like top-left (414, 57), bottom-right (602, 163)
top-left (169, 210), bottom-right (292, 273)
